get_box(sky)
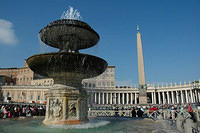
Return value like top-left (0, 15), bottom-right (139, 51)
top-left (0, 0), bottom-right (200, 86)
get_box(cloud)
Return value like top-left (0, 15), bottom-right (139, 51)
top-left (0, 19), bottom-right (18, 45)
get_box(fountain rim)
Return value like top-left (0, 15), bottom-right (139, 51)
top-left (26, 52), bottom-right (108, 83)
top-left (39, 19), bottom-right (100, 40)
top-left (26, 52), bottom-right (107, 62)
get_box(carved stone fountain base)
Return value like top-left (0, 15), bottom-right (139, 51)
top-left (139, 95), bottom-right (147, 105)
top-left (43, 84), bottom-right (88, 125)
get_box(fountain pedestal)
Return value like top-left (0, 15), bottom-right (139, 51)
top-left (139, 85), bottom-right (147, 105)
top-left (43, 84), bottom-right (88, 125)
top-left (139, 95), bottom-right (147, 105)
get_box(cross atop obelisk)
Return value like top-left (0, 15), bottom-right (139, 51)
top-left (136, 25), bottom-right (147, 105)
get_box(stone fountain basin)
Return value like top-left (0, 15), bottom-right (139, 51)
top-left (39, 19), bottom-right (99, 50)
top-left (26, 52), bottom-right (107, 85)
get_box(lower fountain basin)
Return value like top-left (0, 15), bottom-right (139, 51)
top-left (26, 52), bottom-right (107, 86)
top-left (0, 117), bottom-right (179, 133)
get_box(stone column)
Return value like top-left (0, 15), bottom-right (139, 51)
top-left (162, 92), bottom-right (165, 104)
top-left (198, 90), bottom-right (200, 103)
top-left (167, 91), bottom-right (170, 104)
top-left (114, 93), bottom-right (116, 104)
top-left (102, 92), bottom-right (105, 104)
top-left (171, 91), bottom-right (174, 104)
top-left (195, 89), bottom-right (198, 103)
top-left (94, 92), bottom-right (97, 104)
top-left (181, 90), bottom-right (184, 104)
top-left (135, 93), bottom-right (137, 104)
top-left (98, 92), bottom-right (101, 104)
top-left (131, 93), bottom-right (133, 104)
top-left (190, 89), bottom-right (193, 103)
top-left (122, 93), bottom-right (124, 104)
top-left (106, 93), bottom-right (109, 104)
top-left (154, 92), bottom-right (157, 104)
top-left (185, 90), bottom-right (188, 103)
top-left (126, 93), bottom-right (129, 104)
top-left (151, 92), bottom-right (154, 104)
top-left (110, 93), bottom-right (112, 104)
top-left (118, 93), bottom-right (121, 104)
top-left (158, 92), bottom-right (161, 104)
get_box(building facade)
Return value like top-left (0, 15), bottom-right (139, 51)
top-left (0, 62), bottom-right (34, 86)
top-left (0, 63), bottom-right (200, 106)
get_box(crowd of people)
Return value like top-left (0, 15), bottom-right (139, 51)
top-left (0, 102), bottom-right (197, 122)
top-left (0, 104), bottom-right (46, 119)
top-left (93, 103), bottom-right (196, 119)
top-left (141, 103), bottom-right (197, 122)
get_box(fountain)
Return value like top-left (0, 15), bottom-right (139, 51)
top-left (0, 7), bottom-right (181, 133)
top-left (26, 7), bottom-right (107, 125)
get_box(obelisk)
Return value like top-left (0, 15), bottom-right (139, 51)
top-left (136, 25), bottom-right (147, 105)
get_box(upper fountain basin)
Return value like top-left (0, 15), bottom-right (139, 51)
top-left (26, 52), bottom-right (107, 85)
top-left (39, 19), bottom-right (99, 51)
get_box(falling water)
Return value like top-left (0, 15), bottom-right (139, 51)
top-left (61, 6), bottom-right (82, 20)
top-left (60, 6), bottom-right (99, 58)
top-left (38, 35), bottom-right (57, 54)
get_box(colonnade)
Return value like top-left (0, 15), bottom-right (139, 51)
top-left (89, 92), bottom-right (139, 105)
top-left (89, 88), bottom-right (200, 105)
top-left (151, 89), bottom-right (200, 104)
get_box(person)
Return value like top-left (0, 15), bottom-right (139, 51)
top-left (7, 107), bottom-right (12, 118)
top-left (22, 106), bottom-right (26, 116)
top-left (26, 106), bottom-right (32, 117)
top-left (131, 107), bottom-right (136, 117)
top-left (38, 106), bottom-right (43, 116)
top-left (17, 105), bottom-right (22, 116)
top-left (31, 106), bottom-right (36, 116)
top-left (187, 103), bottom-right (195, 122)
top-left (180, 106), bottom-right (184, 117)
top-left (137, 108), bottom-right (144, 117)
top-left (2, 107), bottom-right (8, 119)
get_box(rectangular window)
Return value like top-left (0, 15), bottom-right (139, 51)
top-left (111, 82), bottom-right (114, 86)
top-left (98, 82), bottom-right (101, 86)
top-left (93, 84), bottom-right (95, 88)
top-left (102, 82), bottom-right (105, 86)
